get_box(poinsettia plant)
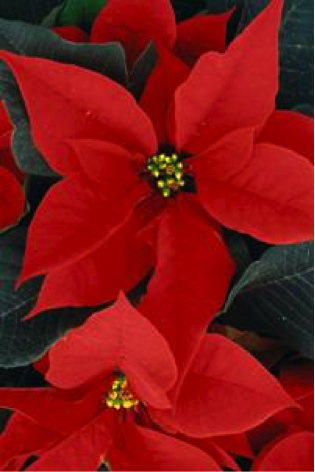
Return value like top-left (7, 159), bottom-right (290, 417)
top-left (0, 0), bottom-right (313, 470)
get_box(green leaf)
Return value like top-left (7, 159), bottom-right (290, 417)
top-left (205, 0), bottom-right (237, 13)
top-left (43, 0), bottom-right (107, 31)
top-left (0, 18), bottom-right (127, 176)
top-left (220, 242), bottom-right (314, 359)
top-left (129, 42), bottom-right (158, 100)
top-left (0, 0), bottom-right (63, 25)
top-left (171, 0), bottom-right (206, 21)
top-left (0, 223), bottom-right (93, 368)
top-left (206, 0), bottom-right (314, 110)
top-left (278, 0), bottom-right (314, 109)
top-left (222, 229), bottom-right (252, 279)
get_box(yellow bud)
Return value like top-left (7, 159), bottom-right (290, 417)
top-left (157, 180), bottom-right (165, 188)
top-left (166, 165), bottom-right (176, 175)
top-left (122, 400), bottom-right (134, 409)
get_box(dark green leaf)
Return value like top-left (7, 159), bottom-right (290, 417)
top-left (206, 0), bottom-right (314, 110)
top-left (129, 42), bottom-right (158, 100)
top-left (0, 223), bottom-right (93, 367)
top-left (292, 103), bottom-right (314, 117)
top-left (0, 0), bottom-right (63, 24)
top-left (222, 229), bottom-right (252, 279)
top-left (0, 365), bottom-right (45, 388)
top-left (205, 0), bottom-right (237, 13)
top-left (278, 0), bottom-right (314, 109)
top-left (220, 242), bottom-right (314, 359)
top-left (0, 18), bottom-right (126, 175)
top-left (43, 0), bottom-right (107, 31)
top-left (171, 0), bottom-right (206, 21)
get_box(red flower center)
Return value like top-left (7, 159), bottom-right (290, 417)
top-left (146, 153), bottom-right (186, 198)
top-left (104, 374), bottom-right (139, 410)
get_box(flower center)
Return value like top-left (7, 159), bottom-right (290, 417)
top-left (147, 153), bottom-right (185, 198)
top-left (105, 374), bottom-right (139, 410)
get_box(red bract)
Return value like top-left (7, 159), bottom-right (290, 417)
top-left (0, 413), bottom-right (59, 471)
top-left (91, 0), bottom-right (232, 67)
top-left (248, 361), bottom-right (314, 455)
top-left (0, 102), bottom-right (25, 229)
top-left (0, 0), bottom-right (312, 322)
top-left (0, 294), bottom-right (296, 471)
top-left (252, 432), bottom-right (314, 471)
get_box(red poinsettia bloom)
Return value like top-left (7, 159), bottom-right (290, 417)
top-left (0, 294), bottom-right (296, 471)
top-left (0, 101), bottom-right (25, 229)
top-left (0, 0), bottom-right (312, 322)
top-left (52, 0), bottom-right (232, 71)
top-left (91, 0), bottom-right (232, 67)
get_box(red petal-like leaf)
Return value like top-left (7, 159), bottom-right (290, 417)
top-left (259, 110), bottom-right (314, 164)
top-left (139, 194), bottom-right (234, 386)
top-left (28, 411), bottom-right (112, 472)
top-left (47, 293), bottom-right (177, 409)
top-left (20, 172), bottom-right (147, 285)
top-left (174, 334), bottom-right (297, 437)
top-left (140, 47), bottom-right (189, 143)
top-left (68, 139), bottom-right (145, 188)
top-left (0, 386), bottom-right (102, 435)
top-left (27, 191), bottom-right (162, 317)
top-left (91, 0), bottom-right (176, 67)
top-left (0, 51), bottom-right (157, 175)
top-left (109, 422), bottom-right (221, 471)
top-left (0, 166), bottom-right (24, 229)
top-left (28, 216), bottom-right (154, 317)
top-left (175, 10), bottom-right (233, 65)
top-left (252, 431), bottom-right (314, 471)
top-left (0, 413), bottom-right (59, 471)
top-left (183, 436), bottom-right (241, 471)
top-left (194, 133), bottom-right (314, 243)
top-left (173, 0), bottom-right (282, 153)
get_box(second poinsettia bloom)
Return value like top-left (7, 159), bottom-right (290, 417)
top-left (0, 294), bottom-right (296, 471)
top-left (91, 0), bottom-right (232, 67)
top-left (0, 0), bottom-right (312, 319)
